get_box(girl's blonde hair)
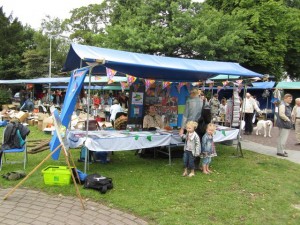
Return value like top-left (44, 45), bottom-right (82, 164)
top-left (190, 88), bottom-right (198, 96)
top-left (206, 123), bottom-right (216, 132)
top-left (186, 121), bottom-right (198, 129)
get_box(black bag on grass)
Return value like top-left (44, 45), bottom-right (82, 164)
top-left (83, 173), bottom-right (113, 194)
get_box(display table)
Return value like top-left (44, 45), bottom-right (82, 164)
top-left (67, 126), bottom-right (241, 165)
top-left (68, 130), bottom-right (172, 151)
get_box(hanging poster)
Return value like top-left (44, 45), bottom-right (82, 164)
top-left (144, 83), bottom-right (178, 128)
top-left (131, 92), bottom-right (144, 105)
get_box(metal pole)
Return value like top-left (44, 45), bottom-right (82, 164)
top-left (48, 36), bottom-right (52, 103)
top-left (84, 67), bottom-right (93, 173)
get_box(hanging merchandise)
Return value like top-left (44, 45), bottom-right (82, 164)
top-left (231, 88), bottom-right (241, 127)
top-left (226, 98), bottom-right (233, 125)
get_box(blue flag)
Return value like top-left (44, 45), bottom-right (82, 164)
top-left (50, 67), bottom-right (89, 160)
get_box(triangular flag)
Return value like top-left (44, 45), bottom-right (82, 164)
top-left (144, 79), bottom-right (156, 91)
top-left (126, 74), bottom-right (137, 87)
top-left (106, 68), bottom-right (117, 84)
top-left (162, 81), bottom-right (172, 89)
top-left (120, 82), bottom-right (128, 92)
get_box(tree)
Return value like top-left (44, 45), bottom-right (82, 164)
top-left (205, 0), bottom-right (300, 80)
top-left (62, 3), bottom-right (111, 45)
top-left (21, 16), bottom-right (70, 78)
top-left (0, 7), bottom-right (34, 79)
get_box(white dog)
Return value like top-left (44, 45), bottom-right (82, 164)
top-left (254, 120), bottom-right (273, 137)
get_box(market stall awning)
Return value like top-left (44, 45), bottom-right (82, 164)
top-left (51, 85), bottom-right (127, 90)
top-left (0, 77), bottom-right (69, 84)
top-left (210, 81), bottom-right (275, 90)
top-left (251, 81), bottom-right (275, 89)
top-left (0, 76), bottom-right (127, 85)
top-left (210, 75), bottom-right (240, 80)
top-left (276, 82), bottom-right (300, 89)
top-left (62, 43), bottom-right (262, 81)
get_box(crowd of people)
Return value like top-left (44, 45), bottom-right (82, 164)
top-left (9, 85), bottom-right (299, 169)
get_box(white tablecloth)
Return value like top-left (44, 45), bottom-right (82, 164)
top-left (67, 126), bottom-right (239, 152)
top-left (68, 130), bottom-right (171, 151)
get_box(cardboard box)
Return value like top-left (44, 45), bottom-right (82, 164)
top-left (15, 111), bottom-right (29, 122)
top-left (42, 116), bottom-right (53, 130)
top-left (38, 120), bottom-right (43, 131)
top-left (1, 105), bottom-right (9, 111)
top-left (37, 113), bottom-right (49, 121)
top-left (28, 119), bottom-right (34, 126)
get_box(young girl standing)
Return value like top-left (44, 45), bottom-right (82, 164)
top-left (181, 121), bottom-right (201, 177)
top-left (201, 123), bottom-right (217, 174)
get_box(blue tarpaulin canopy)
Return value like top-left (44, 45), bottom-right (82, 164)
top-left (63, 43), bottom-right (262, 81)
top-left (251, 81), bottom-right (275, 89)
top-left (0, 76), bottom-right (127, 84)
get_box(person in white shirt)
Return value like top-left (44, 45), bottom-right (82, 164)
top-left (109, 100), bottom-right (124, 126)
top-left (242, 93), bottom-right (262, 135)
top-left (292, 98), bottom-right (300, 145)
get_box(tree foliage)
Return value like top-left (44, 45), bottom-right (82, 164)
top-left (205, 0), bottom-right (300, 80)
top-left (0, 7), bottom-right (34, 79)
top-left (1, 0), bottom-right (300, 81)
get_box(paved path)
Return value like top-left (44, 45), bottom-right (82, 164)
top-left (241, 139), bottom-right (300, 164)
top-left (240, 126), bottom-right (300, 164)
top-left (0, 188), bottom-right (148, 225)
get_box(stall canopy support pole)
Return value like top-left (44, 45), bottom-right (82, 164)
top-left (236, 83), bottom-right (248, 158)
top-left (84, 68), bottom-right (92, 174)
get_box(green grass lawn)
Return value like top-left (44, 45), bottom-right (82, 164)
top-left (1, 126), bottom-right (300, 224)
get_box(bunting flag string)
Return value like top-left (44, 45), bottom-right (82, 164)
top-left (120, 82), bottom-right (129, 92)
top-left (126, 74), bottom-right (137, 87)
top-left (192, 81), bottom-right (201, 87)
top-left (106, 68), bottom-right (117, 84)
top-left (236, 79), bottom-right (243, 85)
top-left (222, 80), bottom-right (229, 87)
top-left (162, 81), bottom-right (172, 89)
top-left (144, 79), bottom-right (156, 92)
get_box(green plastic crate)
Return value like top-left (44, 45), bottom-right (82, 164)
top-left (42, 166), bottom-right (72, 185)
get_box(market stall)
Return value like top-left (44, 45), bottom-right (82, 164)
top-left (50, 43), bottom-right (263, 171)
